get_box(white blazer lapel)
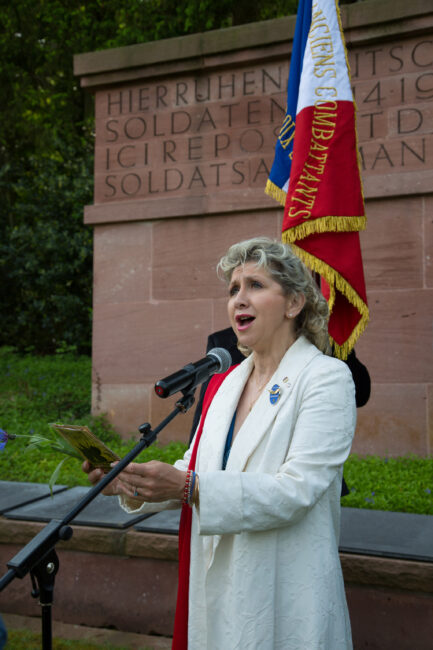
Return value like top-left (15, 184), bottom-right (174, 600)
top-left (226, 337), bottom-right (321, 472)
top-left (195, 355), bottom-right (254, 473)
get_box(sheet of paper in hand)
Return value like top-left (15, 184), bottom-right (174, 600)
top-left (49, 423), bottom-right (120, 471)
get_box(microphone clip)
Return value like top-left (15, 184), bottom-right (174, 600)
top-left (175, 390), bottom-right (196, 414)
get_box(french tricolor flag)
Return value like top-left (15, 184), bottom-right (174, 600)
top-left (266, 0), bottom-right (369, 359)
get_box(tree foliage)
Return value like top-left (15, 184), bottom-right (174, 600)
top-left (0, 0), bottom-right (357, 353)
top-left (0, 145), bottom-right (93, 353)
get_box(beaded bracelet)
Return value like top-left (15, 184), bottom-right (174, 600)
top-left (182, 470), bottom-right (199, 506)
top-left (182, 470), bottom-right (194, 505)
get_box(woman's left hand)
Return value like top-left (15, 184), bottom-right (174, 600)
top-left (111, 460), bottom-right (187, 502)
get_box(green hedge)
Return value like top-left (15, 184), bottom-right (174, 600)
top-left (343, 454), bottom-right (432, 514)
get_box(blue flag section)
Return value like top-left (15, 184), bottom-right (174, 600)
top-left (265, 0), bottom-right (312, 205)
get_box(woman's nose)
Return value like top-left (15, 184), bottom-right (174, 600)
top-left (234, 286), bottom-right (248, 307)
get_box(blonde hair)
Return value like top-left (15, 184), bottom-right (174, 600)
top-left (218, 237), bottom-right (330, 355)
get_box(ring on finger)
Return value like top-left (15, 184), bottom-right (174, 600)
top-left (133, 487), bottom-right (139, 497)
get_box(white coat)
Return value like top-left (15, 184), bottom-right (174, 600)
top-left (121, 336), bottom-right (356, 649)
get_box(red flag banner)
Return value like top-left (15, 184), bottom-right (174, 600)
top-left (271, 0), bottom-right (369, 359)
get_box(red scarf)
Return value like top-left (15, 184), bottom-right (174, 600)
top-left (172, 366), bottom-right (237, 649)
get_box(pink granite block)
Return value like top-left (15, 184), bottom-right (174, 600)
top-left (424, 195), bottom-right (433, 288)
top-left (53, 551), bottom-right (177, 635)
top-left (354, 383), bottom-right (428, 456)
top-left (212, 298), bottom-right (232, 334)
top-left (93, 222), bottom-right (152, 305)
top-left (86, 189), bottom-right (278, 222)
top-left (362, 169), bottom-right (433, 200)
top-left (360, 211), bottom-right (423, 290)
top-left (347, 583), bottom-right (433, 650)
top-left (92, 299), bottom-right (213, 384)
top-left (152, 211), bottom-right (281, 301)
top-left (91, 382), bottom-right (152, 438)
top-left (364, 196), bottom-right (424, 220)
top-left (355, 288), bottom-right (433, 384)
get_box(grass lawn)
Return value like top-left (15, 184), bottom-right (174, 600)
top-left (5, 628), bottom-right (149, 650)
top-left (0, 347), bottom-right (186, 487)
top-left (0, 346), bottom-right (432, 514)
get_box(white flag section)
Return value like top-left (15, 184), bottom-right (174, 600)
top-left (296, 0), bottom-right (353, 115)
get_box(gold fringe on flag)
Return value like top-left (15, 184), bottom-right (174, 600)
top-left (286, 239), bottom-right (370, 360)
top-left (264, 179), bottom-right (287, 206)
top-left (283, 216), bottom-right (367, 243)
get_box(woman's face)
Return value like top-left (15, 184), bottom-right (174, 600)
top-left (227, 262), bottom-right (299, 355)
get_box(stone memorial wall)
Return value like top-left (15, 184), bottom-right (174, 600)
top-left (74, 0), bottom-right (432, 454)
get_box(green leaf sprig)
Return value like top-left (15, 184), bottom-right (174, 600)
top-left (1, 427), bottom-right (83, 495)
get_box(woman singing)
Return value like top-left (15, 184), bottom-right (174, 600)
top-left (84, 237), bottom-right (356, 649)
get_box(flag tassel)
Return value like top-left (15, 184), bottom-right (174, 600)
top-left (289, 242), bottom-right (369, 360)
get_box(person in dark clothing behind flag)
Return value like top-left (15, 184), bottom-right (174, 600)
top-left (189, 326), bottom-right (370, 496)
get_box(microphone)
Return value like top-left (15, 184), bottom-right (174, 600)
top-left (154, 348), bottom-right (232, 398)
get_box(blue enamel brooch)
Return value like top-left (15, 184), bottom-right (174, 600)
top-left (269, 384), bottom-right (282, 405)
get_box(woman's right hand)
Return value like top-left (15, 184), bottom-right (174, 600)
top-left (82, 459), bottom-right (186, 502)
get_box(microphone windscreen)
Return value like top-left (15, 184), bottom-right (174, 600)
top-left (206, 347), bottom-right (232, 373)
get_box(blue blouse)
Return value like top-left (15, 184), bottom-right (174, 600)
top-left (222, 411), bottom-right (236, 470)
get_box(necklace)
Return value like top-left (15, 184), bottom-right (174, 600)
top-left (248, 375), bottom-right (271, 412)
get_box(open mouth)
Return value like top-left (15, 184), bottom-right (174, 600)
top-left (236, 314), bottom-right (255, 330)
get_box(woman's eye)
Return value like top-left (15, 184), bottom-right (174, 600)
top-left (251, 281), bottom-right (262, 289)
top-left (229, 285), bottom-right (239, 296)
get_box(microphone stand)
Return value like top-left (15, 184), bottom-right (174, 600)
top-left (0, 389), bottom-right (196, 650)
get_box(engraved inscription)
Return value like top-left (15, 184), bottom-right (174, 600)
top-left (348, 36), bottom-right (432, 174)
top-left (94, 65), bottom-right (286, 203)
top-left (93, 35), bottom-right (432, 204)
